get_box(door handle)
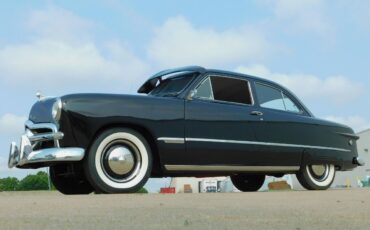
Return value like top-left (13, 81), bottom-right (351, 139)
top-left (250, 111), bottom-right (264, 116)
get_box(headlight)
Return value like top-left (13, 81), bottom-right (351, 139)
top-left (52, 98), bottom-right (63, 122)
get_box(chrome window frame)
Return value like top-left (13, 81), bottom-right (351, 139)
top-left (193, 77), bottom-right (214, 100)
top-left (190, 74), bottom-right (255, 107)
top-left (282, 93), bottom-right (301, 113)
top-left (254, 82), bottom-right (305, 115)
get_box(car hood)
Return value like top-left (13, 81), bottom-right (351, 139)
top-left (29, 97), bottom-right (59, 123)
top-left (61, 93), bottom-right (181, 115)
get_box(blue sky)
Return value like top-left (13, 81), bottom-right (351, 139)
top-left (1, 0), bottom-right (370, 192)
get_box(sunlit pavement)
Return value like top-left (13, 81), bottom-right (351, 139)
top-left (0, 189), bottom-right (369, 229)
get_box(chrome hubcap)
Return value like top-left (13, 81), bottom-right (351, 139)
top-left (311, 165), bottom-right (326, 177)
top-left (101, 140), bottom-right (141, 183)
top-left (107, 146), bottom-right (134, 175)
top-left (309, 164), bottom-right (329, 181)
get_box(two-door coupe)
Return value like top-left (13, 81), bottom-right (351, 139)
top-left (8, 66), bottom-right (364, 194)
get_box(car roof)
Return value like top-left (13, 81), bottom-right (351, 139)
top-left (206, 69), bottom-right (284, 86)
top-left (137, 66), bottom-right (314, 116)
top-left (137, 66), bottom-right (274, 93)
top-left (150, 66), bottom-right (207, 80)
top-left (137, 66), bottom-right (206, 93)
top-left (138, 66), bottom-right (292, 93)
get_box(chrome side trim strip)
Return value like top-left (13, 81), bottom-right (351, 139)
top-left (157, 136), bottom-right (351, 152)
top-left (164, 165), bottom-right (300, 172)
top-left (157, 137), bottom-right (185, 144)
top-left (185, 138), bottom-right (351, 152)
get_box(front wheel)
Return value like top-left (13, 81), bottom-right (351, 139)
top-left (231, 174), bottom-right (265, 192)
top-left (296, 164), bottom-right (336, 190)
top-left (84, 128), bottom-right (152, 193)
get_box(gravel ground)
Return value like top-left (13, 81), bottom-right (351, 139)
top-left (0, 189), bottom-right (369, 230)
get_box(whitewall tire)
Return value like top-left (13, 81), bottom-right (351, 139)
top-left (296, 164), bottom-right (336, 190)
top-left (84, 128), bottom-right (152, 193)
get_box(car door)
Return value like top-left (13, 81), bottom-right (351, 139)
top-left (183, 75), bottom-right (262, 167)
top-left (251, 82), bottom-right (308, 167)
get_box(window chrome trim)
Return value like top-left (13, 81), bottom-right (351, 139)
top-left (254, 81), bottom-right (305, 115)
top-left (209, 77), bottom-right (215, 100)
top-left (164, 165), bottom-right (300, 172)
top-left (157, 137), bottom-right (351, 152)
top-left (191, 74), bottom-right (255, 106)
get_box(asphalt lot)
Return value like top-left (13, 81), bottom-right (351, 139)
top-left (0, 189), bottom-right (369, 230)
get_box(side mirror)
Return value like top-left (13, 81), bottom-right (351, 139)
top-left (186, 89), bottom-right (197, 100)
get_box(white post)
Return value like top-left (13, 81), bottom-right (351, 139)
top-left (47, 168), bottom-right (51, 191)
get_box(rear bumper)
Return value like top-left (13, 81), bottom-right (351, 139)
top-left (8, 120), bottom-right (85, 168)
top-left (353, 157), bottom-right (365, 166)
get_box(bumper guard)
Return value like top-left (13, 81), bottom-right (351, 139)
top-left (8, 121), bottom-right (85, 168)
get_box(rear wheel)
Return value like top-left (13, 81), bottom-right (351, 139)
top-left (84, 128), bottom-right (152, 193)
top-left (296, 164), bottom-right (335, 190)
top-left (231, 174), bottom-right (265, 192)
top-left (50, 164), bottom-right (94, 195)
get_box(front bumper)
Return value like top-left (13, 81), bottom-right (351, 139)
top-left (8, 120), bottom-right (85, 168)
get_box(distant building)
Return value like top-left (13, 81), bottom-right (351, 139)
top-left (169, 177), bottom-right (235, 193)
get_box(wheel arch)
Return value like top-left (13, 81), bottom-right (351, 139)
top-left (301, 149), bottom-right (343, 170)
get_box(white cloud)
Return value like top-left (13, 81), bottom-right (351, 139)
top-left (27, 7), bottom-right (94, 42)
top-left (147, 16), bottom-right (271, 68)
top-left (0, 7), bottom-right (150, 92)
top-left (0, 113), bottom-right (27, 137)
top-left (324, 116), bottom-right (370, 132)
top-left (235, 64), bottom-right (363, 105)
top-left (263, 0), bottom-right (331, 35)
top-left (0, 40), bottom-right (148, 87)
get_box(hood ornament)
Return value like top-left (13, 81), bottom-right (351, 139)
top-left (36, 91), bottom-right (44, 101)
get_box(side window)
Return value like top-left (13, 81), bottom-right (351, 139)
top-left (255, 83), bottom-right (301, 113)
top-left (194, 76), bottom-right (252, 105)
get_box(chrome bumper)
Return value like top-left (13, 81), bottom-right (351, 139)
top-left (8, 120), bottom-right (85, 168)
top-left (353, 157), bottom-right (365, 166)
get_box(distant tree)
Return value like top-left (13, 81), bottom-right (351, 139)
top-left (0, 177), bottom-right (19, 191)
top-left (16, 171), bottom-right (49, 191)
top-left (137, 187), bottom-right (148, 193)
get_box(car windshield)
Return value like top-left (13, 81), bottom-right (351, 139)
top-left (149, 73), bottom-right (196, 97)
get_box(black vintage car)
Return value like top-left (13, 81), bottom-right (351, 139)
top-left (8, 66), bottom-right (364, 194)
